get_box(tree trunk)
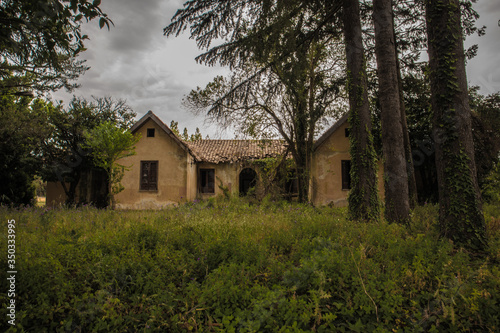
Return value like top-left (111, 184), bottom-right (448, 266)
top-left (108, 167), bottom-right (115, 209)
top-left (394, 26), bottom-right (418, 209)
top-left (425, 0), bottom-right (487, 252)
top-left (342, 0), bottom-right (380, 221)
top-left (294, 102), bottom-right (310, 203)
top-left (373, 0), bottom-right (410, 223)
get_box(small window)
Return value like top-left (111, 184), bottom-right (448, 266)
top-left (341, 160), bottom-right (351, 190)
top-left (140, 161), bottom-right (158, 191)
top-left (345, 128), bottom-right (350, 137)
top-left (147, 128), bottom-right (155, 137)
top-left (200, 169), bottom-right (215, 194)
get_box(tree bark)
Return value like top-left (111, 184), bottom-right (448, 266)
top-left (293, 100), bottom-right (310, 203)
top-left (342, 0), bottom-right (380, 221)
top-left (425, 0), bottom-right (487, 251)
top-left (394, 27), bottom-right (418, 209)
top-left (373, 0), bottom-right (410, 223)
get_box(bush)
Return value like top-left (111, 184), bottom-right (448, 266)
top-left (0, 201), bottom-right (499, 332)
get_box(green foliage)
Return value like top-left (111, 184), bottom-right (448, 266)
top-left (251, 157), bottom-right (297, 200)
top-left (43, 96), bottom-right (136, 206)
top-left (1, 201), bottom-right (499, 332)
top-left (170, 120), bottom-right (203, 141)
top-left (83, 121), bottom-right (139, 208)
top-left (425, 0), bottom-right (487, 252)
top-left (173, 0), bottom-right (345, 202)
top-left (216, 177), bottom-right (231, 199)
top-left (483, 162), bottom-right (500, 204)
top-left (0, 0), bottom-right (112, 95)
top-left (0, 95), bottom-right (53, 206)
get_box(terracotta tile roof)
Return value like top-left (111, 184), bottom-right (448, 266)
top-left (186, 140), bottom-right (288, 164)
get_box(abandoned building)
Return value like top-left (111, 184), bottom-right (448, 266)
top-left (46, 111), bottom-right (384, 208)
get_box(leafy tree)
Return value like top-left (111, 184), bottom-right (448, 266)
top-left (0, 95), bottom-right (53, 206)
top-left (425, 0), bottom-right (487, 252)
top-left (184, 37), bottom-right (345, 202)
top-left (470, 90), bottom-right (500, 188)
top-left (169, 120), bottom-right (203, 141)
top-left (398, 72), bottom-right (499, 205)
top-left (44, 96), bottom-right (135, 205)
top-left (169, 120), bottom-right (180, 136)
top-left (190, 127), bottom-right (202, 141)
top-left (0, 0), bottom-right (112, 96)
top-left (83, 121), bottom-right (139, 209)
top-left (168, 0), bottom-right (347, 202)
top-left (482, 162), bottom-right (500, 204)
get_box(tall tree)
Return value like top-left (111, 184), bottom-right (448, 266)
top-left (342, 0), bottom-right (380, 220)
top-left (84, 121), bottom-right (139, 209)
top-left (0, 95), bottom-right (52, 206)
top-left (425, 0), bottom-right (487, 251)
top-left (166, 0), bottom-right (345, 202)
top-left (372, 0), bottom-right (410, 223)
top-left (184, 41), bottom-right (345, 202)
top-left (44, 96), bottom-right (135, 205)
top-left (0, 0), bottom-right (112, 95)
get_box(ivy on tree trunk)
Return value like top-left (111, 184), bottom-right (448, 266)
top-left (342, 0), bottom-right (380, 221)
top-left (425, 0), bottom-right (487, 252)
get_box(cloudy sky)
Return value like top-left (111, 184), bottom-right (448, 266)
top-left (52, 0), bottom-right (500, 138)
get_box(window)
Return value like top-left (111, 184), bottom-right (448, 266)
top-left (140, 161), bottom-right (158, 191)
top-left (344, 128), bottom-right (350, 137)
top-left (341, 160), bottom-right (351, 190)
top-left (147, 128), bottom-right (155, 137)
top-left (200, 169), bottom-right (215, 194)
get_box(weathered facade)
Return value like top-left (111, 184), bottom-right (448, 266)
top-left (310, 113), bottom-right (384, 206)
top-left (47, 111), bottom-right (384, 208)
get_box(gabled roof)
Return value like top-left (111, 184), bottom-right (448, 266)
top-left (186, 139), bottom-right (287, 164)
top-left (130, 111), bottom-right (348, 164)
top-left (313, 113), bottom-right (349, 151)
top-left (130, 110), bottom-right (196, 158)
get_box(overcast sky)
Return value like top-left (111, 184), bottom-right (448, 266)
top-left (51, 0), bottom-right (500, 138)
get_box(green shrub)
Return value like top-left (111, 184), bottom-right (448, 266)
top-left (0, 202), bottom-right (499, 332)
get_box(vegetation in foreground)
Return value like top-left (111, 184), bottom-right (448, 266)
top-left (1, 198), bottom-right (499, 332)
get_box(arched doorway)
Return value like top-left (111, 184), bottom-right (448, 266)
top-left (239, 168), bottom-right (257, 196)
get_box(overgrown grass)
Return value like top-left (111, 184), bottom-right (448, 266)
top-left (1, 198), bottom-right (499, 332)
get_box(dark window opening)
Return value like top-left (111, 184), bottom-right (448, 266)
top-left (147, 128), bottom-right (155, 137)
top-left (341, 160), bottom-right (351, 190)
top-left (200, 169), bottom-right (215, 193)
top-left (140, 161), bottom-right (158, 191)
top-left (345, 128), bottom-right (350, 137)
top-left (239, 168), bottom-right (257, 196)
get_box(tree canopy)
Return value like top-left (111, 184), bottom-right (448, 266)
top-left (43, 96), bottom-right (136, 206)
top-left (0, 95), bottom-right (53, 206)
top-left (84, 121), bottom-right (139, 209)
top-left (0, 0), bottom-right (112, 96)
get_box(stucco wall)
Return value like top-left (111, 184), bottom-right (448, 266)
top-left (114, 118), bottom-right (189, 209)
top-left (310, 121), bottom-right (384, 206)
top-left (197, 162), bottom-right (236, 199)
top-left (196, 162), bottom-right (261, 199)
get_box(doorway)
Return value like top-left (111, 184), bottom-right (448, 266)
top-left (239, 168), bottom-right (257, 196)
